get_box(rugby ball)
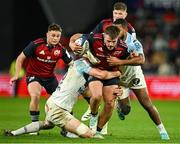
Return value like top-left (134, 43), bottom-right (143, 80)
top-left (74, 36), bottom-right (89, 56)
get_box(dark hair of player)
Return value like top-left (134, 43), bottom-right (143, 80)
top-left (104, 25), bottom-right (120, 39)
top-left (113, 2), bottom-right (127, 11)
top-left (113, 18), bottom-right (128, 29)
top-left (48, 23), bottom-right (62, 32)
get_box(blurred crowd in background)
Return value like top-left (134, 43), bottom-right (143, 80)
top-left (56, 7), bottom-right (180, 76)
top-left (55, 1), bottom-right (180, 76)
top-left (127, 8), bottom-right (180, 75)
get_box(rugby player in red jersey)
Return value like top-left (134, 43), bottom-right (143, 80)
top-left (92, 2), bottom-right (136, 38)
top-left (9, 23), bottom-right (73, 135)
top-left (79, 2), bottom-right (137, 122)
top-left (70, 26), bottom-right (131, 138)
top-left (70, 2), bottom-right (135, 56)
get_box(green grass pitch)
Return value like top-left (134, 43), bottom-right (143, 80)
top-left (0, 97), bottom-right (180, 143)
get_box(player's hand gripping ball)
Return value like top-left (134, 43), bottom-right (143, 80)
top-left (74, 36), bottom-right (89, 56)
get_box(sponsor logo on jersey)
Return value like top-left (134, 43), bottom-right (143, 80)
top-left (39, 50), bottom-right (45, 55)
top-left (37, 57), bottom-right (56, 63)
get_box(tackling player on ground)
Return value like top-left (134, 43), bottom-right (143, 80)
top-left (5, 51), bottom-right (121, 138)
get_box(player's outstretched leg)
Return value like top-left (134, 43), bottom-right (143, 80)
top-left (64, 117), bottom-right (94, 138)
top-left (133, 88), bottom-right (170, 140)
top-left (4, 121), bottom-right (45, 136)
top-left (65, 132), bottom-right (79, 138)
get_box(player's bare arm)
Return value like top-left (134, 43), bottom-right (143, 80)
top-left (69, 33), bottom-right (83, 52)
top-left (89, 68), bottom-right (121, 80)
top-left (9, 52), bottom-right (26, 85)
top-left (127, 52), bottom-right (145, 64)
top-left (107, 53), bottom-right (145, 66)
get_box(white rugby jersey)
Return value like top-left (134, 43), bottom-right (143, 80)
top-left (119, 33), bottom-right (145, 87)
top-left (48, 58), bottom-right (91, 112)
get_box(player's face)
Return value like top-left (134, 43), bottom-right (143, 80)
top-left (103, 34), bottom-right (118, 51)
top-left (113, 10), bottom-right (127, 21)
top-left (47, 30), bottom-right (61, 46)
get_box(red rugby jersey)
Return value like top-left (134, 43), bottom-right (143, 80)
top-left (84, 33), bottom-right (129, 71)
top-left (23, 38), bottom-right (72, 77)
top-left (92, 18), bottom-right (135, 36)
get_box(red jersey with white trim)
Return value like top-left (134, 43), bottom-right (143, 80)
top-left (84, 33), bottom-right (129, 71)
top-left (92, 18), bottom-right (136, 36)
top-left (23, 38), bottom-right (72, 78)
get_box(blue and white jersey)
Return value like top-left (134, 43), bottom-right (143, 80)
top-left (48, 58), bottom-right (91, 112)
top-left (119, 33), bottom-right (146, 88)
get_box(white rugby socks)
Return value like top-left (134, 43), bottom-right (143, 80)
top-left (11, 121), bottom-right (43, 136)
top-left (157, 123), bottom-right (167, 133)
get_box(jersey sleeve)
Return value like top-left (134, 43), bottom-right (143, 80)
top-left (23, 41), bottom-right (36, 57)
top-left (131, 32), bottom-right (136, 40)
top-left (62, 48), bottom-right (73, 64)
top-left (75, 59), bottom-right (92, 74)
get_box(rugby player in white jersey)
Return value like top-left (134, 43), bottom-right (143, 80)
top-left (105, 18), bottom-right (169, 140)
top-left (4, 56), bottom-right (121, 139)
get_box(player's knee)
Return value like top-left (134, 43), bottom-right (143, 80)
top-left (75, 123), bottom-right (93, 138)
top-left (121, 105), bottom-right (131, 115)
